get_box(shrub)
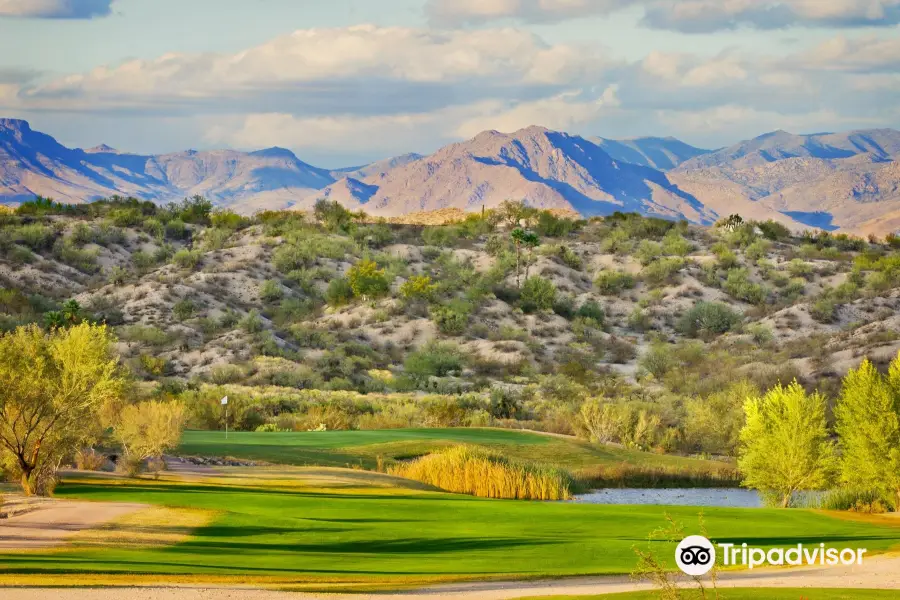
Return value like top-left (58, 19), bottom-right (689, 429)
top-left (575, 300), bottom-right (605, 325)
top-left (114, 400), bottom-right (187, 476)
top-left (165, 219), bottom-right (188, 240)
top-left (661, 230), bottom-right (692, 257)
top-left (172, 249), bottom-right (202, 270)
top-left (723, 268), bottom-right (767, 304)
top-left (787, 259), bottom-right (813, 279)
top-left (325, 277), bottom-right (354, 306)
top-left (400, 275), bottom-right (438, 301)
top-left (810, 297), bottom-right (837, 323)
top-left (677, 302), bottom-right (741, 338)
top-left (347, 259), bottom-right (390, 299)
top-left (594, 270), bottom-right (635, 295)
top-left (390, 446), bottom-right (573, 500)
top-left (404, 341), bottom-right (465, 380)
top-left (14, 224), bottom-right (55, 251)
top-left (430, 301), bottom-right (471, 335)
top-left (172, 298), bottom-right (197, 321)
top-left (641, 257), bottom-right (685, 287)
top-left (259, 279), bottom-right (284, 303)
top-left (422, 226), bottom-right (461, 248)
top-left (520, 276), bottom-right (556, 312)
top-left (757, 220), bottom-right (791, 241)
top-left (711, 242), bottom-right (738, 269)
top-left (74, 448), bottom-right (107, 471)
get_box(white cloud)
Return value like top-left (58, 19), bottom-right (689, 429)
top-left (425, 0), bottom-right (900, 31)
top-left (20, 25), bottom-right (609, 110)
top-left (0, 0), bottom-right (113, 19)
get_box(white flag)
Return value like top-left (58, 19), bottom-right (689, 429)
top-left (221, 396), bottom-right (228, 405)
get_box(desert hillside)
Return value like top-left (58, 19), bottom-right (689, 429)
top-left (2, 196), bottom-right (900, 456)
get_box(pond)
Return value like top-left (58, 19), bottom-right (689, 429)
top-left (572, 488), bottom-right (763, 508)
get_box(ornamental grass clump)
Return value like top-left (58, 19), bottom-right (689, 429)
top-left (389, 445), bottom-right (573, 500)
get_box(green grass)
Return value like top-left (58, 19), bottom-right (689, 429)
top-left (178, 428), bottom-right (735, 477)
top-left (523, 590), bottom-right (897, 600)
top-left (2, 470), bottom-right (897, 584)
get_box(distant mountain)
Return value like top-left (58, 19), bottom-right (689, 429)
top-left (671, 129), bottom-right (900, 235)
top-left (330, 153), bottom-right (424, 181)
top-left (591, 136), bottom-right (711, 171)
top-left (306, 126), bottom-right (799, 227)
top-left (0, 119), bottom-right (336, 211)
top-left (678, 129), bottom-right (900, 170)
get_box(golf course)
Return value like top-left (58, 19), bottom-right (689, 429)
top-left (2, 428), bottom-right (899, 597)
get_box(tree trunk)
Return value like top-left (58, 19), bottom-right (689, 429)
top-left (515, 246), bottom-right (521, 288)
top-left (781, 492), bottom-right (791, 508)
top-left (896, 489), bottom-right (900, 513)
top-left (20, 466), bottom-right (34, 496)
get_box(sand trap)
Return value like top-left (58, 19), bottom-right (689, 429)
top-left (0, 500), bottom-right (146, 550)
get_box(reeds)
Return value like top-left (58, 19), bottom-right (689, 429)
top-left (575, 462), bottom-right (742, 489)
top-left (389, 445), bottom-right (574, 500)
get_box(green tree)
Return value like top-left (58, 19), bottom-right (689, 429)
top-left (511, 228), bottom-right (527, 288)
top-left (314, 199), bottom-right (353, 232)
top-left (738, 381), bottom-right (835, 508)
top-left (520, 276), bottom-right (557, 312)
top-left (0, 324), bottom-right (123, 495)
top-left (835, 357), bottom-right (900, 511)
top-left (522, 231), bottom-right (540, 281)
top-left (347, 259), bottom-right (390, 300)
top-left (114, 400), bottom-right (187, 476)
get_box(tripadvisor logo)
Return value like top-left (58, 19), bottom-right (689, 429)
top-left (676, 536), bottom-right (867, 575)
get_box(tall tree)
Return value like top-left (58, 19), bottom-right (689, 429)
top-left (835, 357), bottom-right (900, 511)
top-left (511, 228), bottom-right (527, 288)
top-left (738, 381), bottom-right (835, 508)
top-left (114, 400), bottom-right (187, 476)
top-left (522, 231), bottom-right (541, 281)
top-left (0, 324), bottom-right (123, 495)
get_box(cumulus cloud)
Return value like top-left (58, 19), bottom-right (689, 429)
top-left (426, 0), bottom-right (900, 31)
top-left (0, 0), bottom-right (113, 19)
top-left (17, 25), bottom-right (610, 113)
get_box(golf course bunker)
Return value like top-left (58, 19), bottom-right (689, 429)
top-left (0, 500), bottom-right (146, 550)
top-left (573, 488), bottom-right (763, 507)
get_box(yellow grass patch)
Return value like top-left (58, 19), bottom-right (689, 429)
top-left (69, 506), bottom-right (218, 549)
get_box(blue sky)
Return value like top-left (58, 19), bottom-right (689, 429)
top-left (1, 0), bottom-right (898, 167)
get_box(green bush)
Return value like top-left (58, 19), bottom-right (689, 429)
top-left (677, 301), bottom-right (741, 338)
top-left (757, 220), bottom-right (791, 241)
top-left (723, 268), bottom-right (767, 304)
top-left (400, 275), bottom-right (438, 301)
top-left (810, 297), bottom-right (837, 323)
top-left (594, 270), bottom-right (635, 295)
top-left (347, 259), bottom-right (391, 299)
top-left (172, 299), bottom-right (197, 321)
top-left (165, 219), bottom-right (188, 240)
top-left (259, 279), bottom-right (284, 303)
top-left (172, 249), bottom-right (202, 270)
top-left (641, 257), bottom-right (685, 287)
top-left (14, 224), bottom-right (55, 251)
top-left (575, 300), bottom-right (605, 324)
top-left (325, 277), bottom-right (354, 306)
top-left (661, 230), bottom-right (692, 257)
top-left (431, 300), bottom-right (472, 335)
top-left (520, 276), bottom-right (557, 312)
top-left (404, 341), bottom-right (465, 380)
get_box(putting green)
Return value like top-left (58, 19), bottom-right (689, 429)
top-left (2, 469), bottom-right (897, 584)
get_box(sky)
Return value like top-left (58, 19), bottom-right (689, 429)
top-left (1, 0), bottom-right (899, 167)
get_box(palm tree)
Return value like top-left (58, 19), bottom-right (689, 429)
top-left (62, 299), bottom-right (82, 325)
top-left (44, 311), bottom-right (66, 330)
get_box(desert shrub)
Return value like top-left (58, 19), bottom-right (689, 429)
top-left (139, 354), bottom-right (170, 377)
top-left (120, 325), bottom-right (171, 346)
top-left (314, 199), bottom-right (354, 232)
top-left (430, 300), bottom-right (472, 335)
top-left (520, 276), bottom-right (556, 312)
top-left (210, 210), bottom-right (250, 231)
top-left (787, 258), bottom-right (814, 279)
top-left (661, 230), bottom-right (692, 256)
top-left (711, 242), bottom-right (738, 269)
top-left (535, 212), bottom-right (579, 237)
top-left (636, 240), bottom-right (663, 265)
top-left (745, 239), bottom-right (771, 261)
top-left (54, 238), bottom-right (99, 273)
top-left (14, 224), bottom-right (55, 251)
top-left (594, 270), bottom-right (635, 295)
top-left (757, 220), bottom-right (791, 241)
top-left (641, 257), bottom-right (685, 287)
top-left (627, 307), bottom-right (651, 332)
top-left (241, 310), bottom-right (264, 333)
top-left (551, 294), bottom-right (575, 319)
top-left (172, 298), bottom-right (197, 321)
top-left (746, 323), bottom-right (774, 344)
top-left (404, 341), bottom-right (465, 380)
top-left (202, 227), bottom-right (232, 251)
top-left (164, 219), bottom-right (188, 240)
top-left (172, 249), bottom-right (202, 270)
top-left (325, 277), bottom-right (354, 306)
top-left (422, 226), bottom-right (461, 248)
top-left (677, 301), bottom-right (741, 338)
top-left (347, 259), bottom-right (390, 299)
top-left (390, 446), bottom-right (573, 500)
top-left (259, 279), bottom-right (284, 303)
top-left (400, 275), bottom-right (438, 301)
top-left (600, 228), bottom-right (634, 254)
top-left (575, 300), bottom-right (605, 325)
top-left (809, 296), bottom-right (837, 323)
top-left (723, 268), bottom-right (767, 304)
top-left (638, 342), bottom-right (676, 379)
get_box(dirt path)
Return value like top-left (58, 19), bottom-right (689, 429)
top-left (0, 500), bottom-right (146, 550)
top-left (2, 554), bottom-right (899, 599)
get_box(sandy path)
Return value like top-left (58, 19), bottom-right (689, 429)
top-left (0, 500), bottom-right (146, 550)
top-left (2, 554), bottom-right (899, 599)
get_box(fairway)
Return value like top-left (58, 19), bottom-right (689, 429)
top-left (524, 590), bottom-right (898, 600)
top-left (2, 469), bottom-right (898, 585)
top-left (177, 428), bottom-right (734, 475)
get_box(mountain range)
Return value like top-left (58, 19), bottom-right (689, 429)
top-left (2, 117), bottom-right (900, 236)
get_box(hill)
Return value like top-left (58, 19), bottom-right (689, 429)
top-left (591, 136), bottom-right (711, 170)
top-left (2, 198), bottom-right (900, 465)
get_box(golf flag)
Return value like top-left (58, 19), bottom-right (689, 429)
top-left (221, 396), bottom-right (228, 405)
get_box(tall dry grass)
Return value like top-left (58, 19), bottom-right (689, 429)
top-left (389, 445), bottom-right (573, 500)
top-left (575, 462), bottom-right (741, 489)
